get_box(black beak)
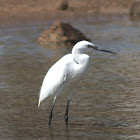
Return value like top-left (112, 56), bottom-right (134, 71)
top-left (93, 46), bottom-right (116, 54)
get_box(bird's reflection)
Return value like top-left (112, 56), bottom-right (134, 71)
top-left (64, 127), bottom-right (69, 140)
top-left (49, 126), bottom-right (54, 140)
top-left (39, 126), bottom-right (69, 140)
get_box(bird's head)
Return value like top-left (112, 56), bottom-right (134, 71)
top-left (72, 40), bottom-right (116, 55)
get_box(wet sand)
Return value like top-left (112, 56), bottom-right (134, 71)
top-left (0, 0), bottom-right (133, 25)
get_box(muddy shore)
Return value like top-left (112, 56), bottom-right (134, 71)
top-left (0, 0), bottom-right (134, 25)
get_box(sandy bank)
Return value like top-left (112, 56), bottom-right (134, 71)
top-left (0, 0), bottom-right (135, 25)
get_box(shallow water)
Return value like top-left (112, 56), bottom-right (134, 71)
top-left (0, 17), bottom-right (140, 140)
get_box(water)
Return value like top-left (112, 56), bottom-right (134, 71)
top-left (0, 17), bottom-right (140, 140)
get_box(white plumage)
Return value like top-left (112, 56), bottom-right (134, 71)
top-left (38, 41), bottom-right (92, 107)
top-left (38, 40), bottom-right (116, 126)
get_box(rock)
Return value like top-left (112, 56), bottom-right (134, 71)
top-left (129, 1), bottom-right (140, 16)
top-left (38, 21), bottom-right (90, 48)
top-left (56, 0), bottom-right (68, 10)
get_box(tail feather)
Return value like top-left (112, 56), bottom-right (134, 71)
top-left (38, 101), bottom-right (40, 108)
top-left (38, 90), bottom-right (50, 109)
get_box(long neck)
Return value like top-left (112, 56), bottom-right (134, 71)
top-left (73, 53), bottom-right (90, 73)
top-left (72, 45), bottom-right (90, 71)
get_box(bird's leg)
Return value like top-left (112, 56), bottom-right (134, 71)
top-left (49, 97), bottom-right (56, 126)
top-left (49, 106), bottom-right (54, 126)
top-left (65, 99), bottom-right (70, 127)
top-left (65, 93), bottom-right (72, 127)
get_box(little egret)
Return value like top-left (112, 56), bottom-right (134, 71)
top-left (38, 40), bottom-right (116, 126)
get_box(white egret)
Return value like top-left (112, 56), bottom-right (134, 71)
top-left (38, 40), bottom-right (116, 126)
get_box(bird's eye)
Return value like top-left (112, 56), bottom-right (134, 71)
top-left (87, 45), bottom-right (90, 48)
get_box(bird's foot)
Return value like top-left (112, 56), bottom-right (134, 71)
top-left (65, 115), bottom-right (68, 127)
top-left (49, 112), bottom-right (53, 126)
